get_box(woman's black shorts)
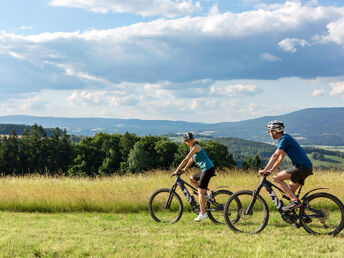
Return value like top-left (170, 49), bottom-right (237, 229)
top-left (191, 167), bottom-right (215, 189)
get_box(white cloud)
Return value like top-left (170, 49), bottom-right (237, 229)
top-left (19, 26), bottom-right (32, 30)
top-left (210, 84), bottom-right (261, 97)
top-left (306, 0), bottom-right (318, 7)
top-left (260, 52), bottom-right (281, 62)
top-left (312, 89), bottom-right (325, 96)
top-left (319, 18), bottom-right (344, 46)
top-left (49, 0), bottom-right (202, 18)
top-left (1, 1), bottom-right (344, 98)
top-left (278, 38), bottom-right (310, 53)
top-left (67, 89), bottom-right (139, 107)
top-left (330, 81), bottom-right (344, 97)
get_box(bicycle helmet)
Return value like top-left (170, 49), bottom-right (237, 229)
top-left (266, 120), bottom-right (285, 133)
top-left (183, 132), bottom-right (194, 141)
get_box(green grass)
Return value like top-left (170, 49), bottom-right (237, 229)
top-left (0, 211), bottom-right (343, 257)
top-left (0, 169), bottom-right (344, 212)
top-left (0, 170), bottom-right (344, 256)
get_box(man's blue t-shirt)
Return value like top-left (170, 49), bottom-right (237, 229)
top-left (277, 134), bottom-right (312, 167)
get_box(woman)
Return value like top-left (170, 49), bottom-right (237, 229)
top-left (172, 132), bottom-right (215, 222)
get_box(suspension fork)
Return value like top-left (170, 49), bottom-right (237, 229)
top-left (164, 183), bottom-right (178, 209)
top-left (245, 184), bottom-right (264, 215)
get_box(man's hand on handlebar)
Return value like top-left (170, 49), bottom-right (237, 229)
top-left (258, 169), bottom-right (272, 176)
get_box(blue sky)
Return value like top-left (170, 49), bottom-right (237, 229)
top-left (0, 0), bottom-right (344, 122)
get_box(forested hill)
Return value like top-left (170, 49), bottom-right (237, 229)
top-left (0, 124), bottom-right (60, 137)
top-left (0, 107), bottom-right (343, 145)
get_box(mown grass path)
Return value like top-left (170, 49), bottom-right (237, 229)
top-left (0, 211), bottom-right (343, 257)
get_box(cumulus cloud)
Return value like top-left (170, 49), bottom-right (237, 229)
top-left (210, 84), bottom-right (262, 97)
top-left (319, 18), bottom-right (344, 46)
top-left (278, 38), bottom-right (310, 53)
top-left (330, 81), bottom-right (344, 97)
top-left (1, 1), bottom-right (344, 98)
top-left (312, 89), bottom-right (325, 96)
top-left (49, 0), bottom-right (202, 18)
top-left (67, 88), bottom-right (139, 107)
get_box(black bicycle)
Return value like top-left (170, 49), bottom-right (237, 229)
top-left (149, 170), bottom-right (240, 224)
top-left (224, 173), bottom-right (344, 235)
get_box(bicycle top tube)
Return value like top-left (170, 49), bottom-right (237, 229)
top-left (174, 171), bottom-right (198, 193)
top-left (258, 174), bottom-right (291, 195)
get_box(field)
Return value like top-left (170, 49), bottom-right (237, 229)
top-left (305, 145), bottom-right (344, 153)
top-left (0, 169), bottom-right (344, 256)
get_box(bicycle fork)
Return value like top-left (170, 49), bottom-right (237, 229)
top-left (164, 185), bottom-right (178, 209)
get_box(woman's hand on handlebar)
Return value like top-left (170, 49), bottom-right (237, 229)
top-left (172, 169), bottom-right (183, 177)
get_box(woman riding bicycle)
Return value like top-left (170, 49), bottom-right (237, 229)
top-left (172, 132), bottom-right (215, 222)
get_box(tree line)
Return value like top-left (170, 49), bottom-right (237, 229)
top-left (0, 124), bottom-right (265, 176)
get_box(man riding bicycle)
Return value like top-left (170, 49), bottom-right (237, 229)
top-left (259, 120), bottom-right (313, 211)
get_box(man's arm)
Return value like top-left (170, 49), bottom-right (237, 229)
top-left (259, 149), bottom-right (286, 175)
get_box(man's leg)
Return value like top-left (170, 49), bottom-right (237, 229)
top-left (273, 171), bottom-right (298, 201)
top-left (289, 181), bottom-right (301, 195)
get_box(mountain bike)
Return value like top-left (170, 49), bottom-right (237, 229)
top-left (149, 170), bottom-right (240, 224)
top-left (223, 173), bottom-right (344, 235)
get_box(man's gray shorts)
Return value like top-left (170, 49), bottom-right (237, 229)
top-left (285, 165), bottom-right (313, 185)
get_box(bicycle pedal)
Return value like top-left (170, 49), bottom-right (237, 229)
top-left (305, 218), bottom-right (312, 224)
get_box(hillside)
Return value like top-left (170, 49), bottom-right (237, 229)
top-left (0, 107), bottom-right (343, 145)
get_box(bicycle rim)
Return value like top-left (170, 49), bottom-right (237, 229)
top-left (148, 188), bottom-right (183, 223)
top-left (300, 192), bottom-right (344, 235)
top-left (207, 190), bottom-right (234, 225)
top-left (224, 190), bottom-right (269, 234)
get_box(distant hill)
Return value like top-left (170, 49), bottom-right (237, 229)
top-left (0, 124), bottom-right (61, 137)
top-left (0, 107), bottom-right (343, 145)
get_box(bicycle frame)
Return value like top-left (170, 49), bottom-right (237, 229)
top-left (247, 175), bottom-right (328, 219)
top-left (166, 173), bottom-right (228, 212)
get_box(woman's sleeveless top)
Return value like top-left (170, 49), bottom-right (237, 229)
top-left (192, 145), bottom-right (214, 171)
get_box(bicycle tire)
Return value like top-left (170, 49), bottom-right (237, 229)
top-left (207, 189), bottom-right (238, 225)
top-left (224, 190), bottom-right (269, 234)
top-left (148, 188), bottom-right (183, 223)
top-left (300, 192), bottom-right (344, 235)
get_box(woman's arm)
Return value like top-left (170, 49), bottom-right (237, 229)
top-left (173, 144), bottom-right (201, 175)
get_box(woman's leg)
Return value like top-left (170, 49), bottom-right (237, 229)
top-left (198, 188), bottom-right (206, 214)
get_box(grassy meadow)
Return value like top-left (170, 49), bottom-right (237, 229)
top-left (0, 169), bottom-right (344, 256)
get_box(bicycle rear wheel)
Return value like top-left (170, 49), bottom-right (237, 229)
top-left (300, 192), bottom-right (344, 235)
top-left (207, 189), bottom-right (238, 225)
top-left (224, 190), bottom-right (269, 234)
top-left (148, 188), bottom-right (183, 223)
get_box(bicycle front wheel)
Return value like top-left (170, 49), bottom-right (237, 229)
top-left (224, 190), bottom-right (269, 234)
top-left (207, 189), bottom-right (238, 225)
top-left (300, 192), bottom-right (344, 235)
top-left (148, 188), bottom-right (183, 224)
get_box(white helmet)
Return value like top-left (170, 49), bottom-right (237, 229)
top-left (266, 120), bottom-right (285, 133)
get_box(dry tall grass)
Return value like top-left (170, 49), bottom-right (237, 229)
top-left (0, 168), bottom-right (343, 212)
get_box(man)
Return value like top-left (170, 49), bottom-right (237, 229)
top-left (259, 120), bottom-right (313, 211)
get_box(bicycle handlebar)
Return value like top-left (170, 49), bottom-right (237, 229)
top-left (171, 170), bottom-right (183, 177)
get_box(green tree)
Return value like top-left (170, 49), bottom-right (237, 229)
top-left (127, 142), bottom-right (150, 173)
top-left (155, 139), bottom-right (178, 169)
top-left (119, 132), bottom-right (139, 161)
top-left (203, 140), bottom-right (236, 168)
top-left (172, 143), bottom-right (189, 168)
